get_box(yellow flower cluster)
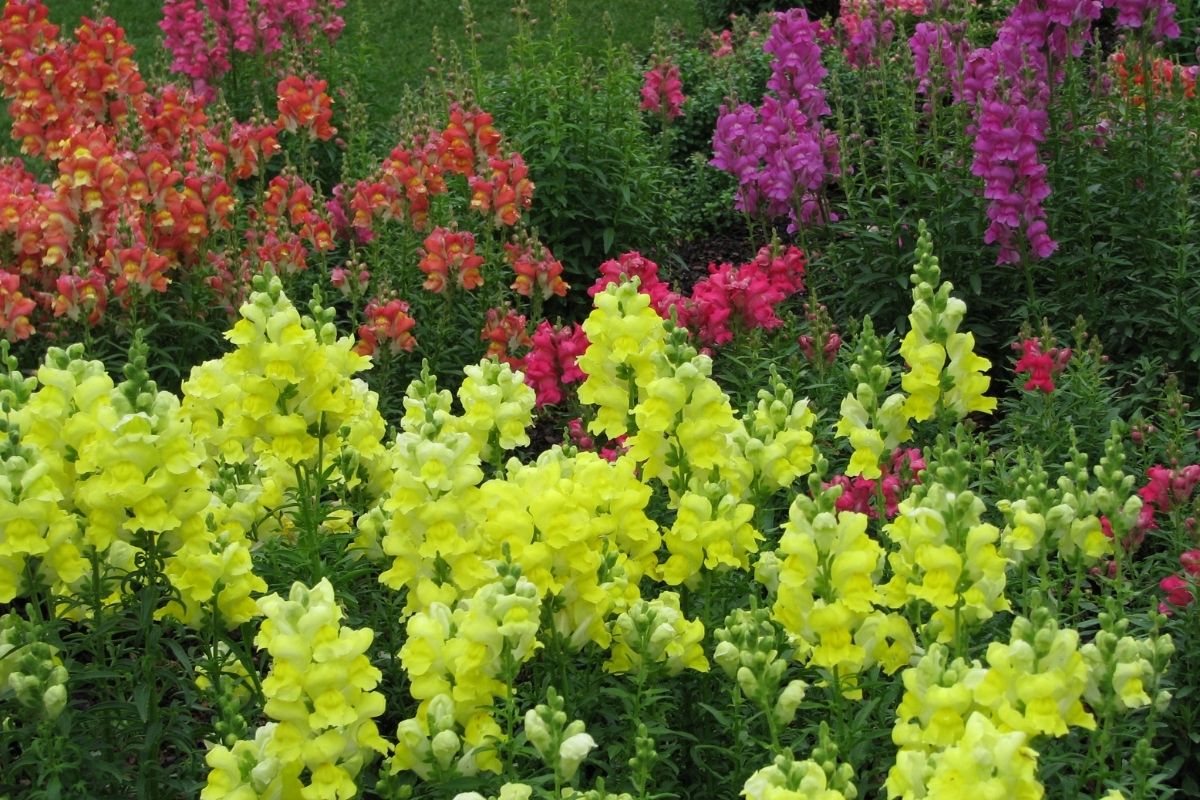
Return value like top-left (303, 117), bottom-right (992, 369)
top-left (973, 610), bottom-right (1095, 738)
top-left (183, 275), bottom-right (391, 537)
top-left (0, 347), bottom-right (81, 603)
top-left (898, 220), bottom-right (995, 422)
top-left (737, 371), bottom-right (817, 497)
top-left (770, 484), bottom-right (915, 688)
top-left (606, 591), bottom-right (708, 676)
top-left (743, 727), bottom-right (857, 800)
top-left (457, 358), bottom-right (537, 465)
top-left (203, 578), bottom-right (389, 800)
top-left (713, 607), bottom-right (808, 728)
top-left (394, 562), bottom-right (541, 776)
top-left (883, 448), bottom-right (1009, 643)
top-left (1000, 430), bottom-right (1141, 568)
top-left (834, 319), bottom-right (911, 479)
top-left (889, 711), bottom-right (1043, 800)
top-left (0, 612), bottom-right (68, 721)
top-left (577, 280), bottom-right (668, 439)
top-left (1080, 612), bottom-right (1173, 714)
top-left (524, 686), bottom-right (598, 782)
top-left (662, 484), bottom-right (760, 586)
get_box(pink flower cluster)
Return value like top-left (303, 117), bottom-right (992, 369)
top-left (160, 0), bottom-right (346, 98)
top-left (1136, 463), bottom-right (1200, 531)
top-left (588, 245), bottom-right (807, 347)
top-left (712, 9), bottom-right (840, 231)
top-left (1159, 550), bottom-right (1199, 614)
top-left (826, 447), bottom-right (926, 519)
top-left (1013, 336), bottom-right (1071, 392)
top-left (797, 299), bottom-right (842, 368)
top-left (589, 252), bottom-right (689, 322)
top-left (688, 245), bottom-right (806, 346)
top-left (640, 58), bottom-right (686, 120)
top-left (1110, 0), bottom-right (1182, 39)
top-left (520, 321), bottom-right (589, 407)
top-left (567, 418), bottom-right (628, 461)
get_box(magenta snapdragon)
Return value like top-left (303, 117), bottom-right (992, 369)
top-left (160, 0), bottom-right (346, 98)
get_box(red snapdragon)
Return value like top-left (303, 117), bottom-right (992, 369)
top-left (1013, 336), bottom-right (1071, 392)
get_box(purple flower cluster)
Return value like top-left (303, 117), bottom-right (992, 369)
top-left (960, 0), bottom-right (1106, 264)
top-left (765, 9), bottom-right (832, 117)
top-left (844, 15), bottom-right (897, 69)
top-left (160, 0), bottom-right (346, 98)
top-left (1110, 0), bottom-right (1182, 38)
top-left (712, 9), bottom-right (840, 231)
top-left (944, 0), bottom-right (1181, 265)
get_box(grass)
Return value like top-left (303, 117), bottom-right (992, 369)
top-left (48, 0), bottom-right (704, 121)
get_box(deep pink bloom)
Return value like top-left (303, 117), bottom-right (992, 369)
top-left (640, 59), bottom-right (686, 119)
top-left (1160, 574), bottom-right (1195, 608)
top-left (520, 320), bottom-right (588, 407)
top-left (590, 252), bottom-right (689, 325)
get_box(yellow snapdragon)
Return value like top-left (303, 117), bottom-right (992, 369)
top-left (769, 483), bottom-right (914, 686)
top-left (0, 347), bottom-right (81, 604)
top-left (661, 482), bottom-right (761, 587)
top-left (973, 610), bottom-right (1095, 738)
top-left (883, 444), bottom-right (1009, 643)
top-left (834, 319), bottom-right (911, 480)
top-left (183, 276), bottom-right (392, 535)
top-left (743, 727), bottom-right (857, 800)
top-left (606, 591), bottom-right (708, 676)
top-left (898, 220), bottom-right (995, 422)
top-left (736, 369), bottom-right (818, 497)
top-left (457, 358), bottom-right (536, 465)
top-left (202, 578), bottom-right (389, 800)
top-left (577, 280), bottom-right (668, 438)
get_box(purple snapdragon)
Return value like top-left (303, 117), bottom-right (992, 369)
top-left (711, 8), bottom-right (839, 231)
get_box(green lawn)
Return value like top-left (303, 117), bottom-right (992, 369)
top-left (48, 0), bottom-right (703, 112)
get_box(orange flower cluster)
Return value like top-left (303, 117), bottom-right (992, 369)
top-left (0, 1), bottom-right (348, 338)
top-left (505, 236), bottom-right (568, 300)
top-left (276, 75), bottom-right (336, 141)
top-left (1110, 49), bottom-right (1197, 107)
top-left (419, 227), bottom-right (485, 293)
top-left (355, 297), bottom-right (417, 356)
top-left (337, 104), bottom-right (533, 240)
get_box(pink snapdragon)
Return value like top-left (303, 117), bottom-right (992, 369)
top-left (590, 252), bottom-right (689, 325)
top-left (520, 320), bottom-right (589, 407)
top-left (1136, 463), bottom-right (1200, 531)
top-left (160, 0), bottom-right (346, 98)
top-left (826, 447), bottom-right (925, 519)
top-left (640, 58), bottom-right (686, 119)
top-left (909, 21), bottom-right (970, 105)
top-left (688, 244), bottom-right (806, 346)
